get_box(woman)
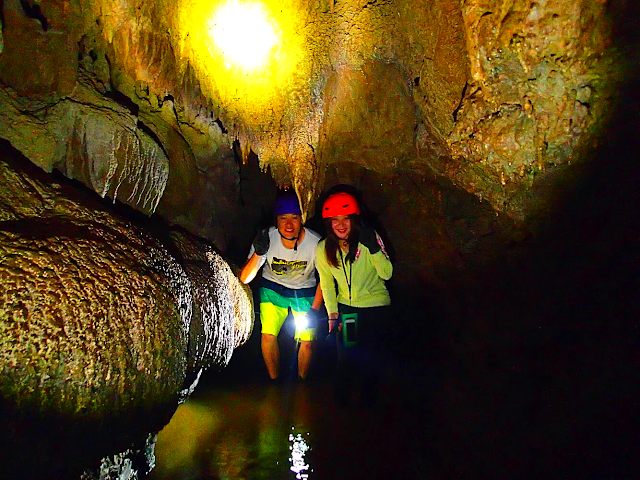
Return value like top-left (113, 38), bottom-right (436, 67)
top-left (315, 191), bottom-right (392, 405)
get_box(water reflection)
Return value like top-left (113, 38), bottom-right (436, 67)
top-left (289, 431), bottom-right (310, 479)
top-left (150, 372), bottom-right (428, 480)
top-left (151, 381), bottom-right (318, 479)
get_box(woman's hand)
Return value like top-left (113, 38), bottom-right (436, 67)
top-left (359, 226), bottom-right (380, 254)
top-left (328, 314), bottom-right (339, 333)
top-left (328, 320), bottom-right (337, 333)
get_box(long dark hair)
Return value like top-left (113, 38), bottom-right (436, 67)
top-left (324, 215), bottom-right (360, 268)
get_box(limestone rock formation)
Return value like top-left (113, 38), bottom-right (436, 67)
top-left (0, 0), bottom-right (624, 226)
top-left (0, 147), bottom-right (253, 476)
top-left (0, 1), bottom-right (631, 321)
top-left (0, 161), bottom-right (185, 417)
top-left (169, 229), bottom-right (253, 377)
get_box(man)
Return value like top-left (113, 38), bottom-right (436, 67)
top-left (240, 190), bottom-right (323, 380)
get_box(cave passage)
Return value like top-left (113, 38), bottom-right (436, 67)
top-left (0, 82), bottom-right (636, 479)
top-left (0, 104), bottom-right (636, 479)
top-left (148, 101), bottom-right (637, 478)
top-left (0, 1), bottom-right (637, 477)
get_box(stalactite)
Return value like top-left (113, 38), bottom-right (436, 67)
top-left (80, 110), bottom-right (169, 215)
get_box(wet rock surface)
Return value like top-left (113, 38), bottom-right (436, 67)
top-left (0, 0), bottom-right (625, 223)
top-left (168, 229), bottom-right (253, 377)
top-left (0, 1), bottom-right (632, 320)
top-left (0, 143), bottom-right (253, 477)
top-left (0, 154), bottom-right (188, 415)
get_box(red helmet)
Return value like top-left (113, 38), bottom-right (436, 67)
top-left (322, 192), bottom-right (360, 218)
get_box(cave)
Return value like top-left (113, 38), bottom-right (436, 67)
top-left (0, 0), bottom-right (637, 478)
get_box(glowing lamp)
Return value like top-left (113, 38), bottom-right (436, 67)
top-left (209, 1), bottom-right (278, 70)
top-left (294, 314), bottom-right (308, 332)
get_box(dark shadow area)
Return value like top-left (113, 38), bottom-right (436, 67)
top-left (19, 0), bottom-right (48, 31)
top-left (0, 395), bottom-right (174, 479)
top-left (226, 148), bottom-right (279, 268)
top-left (385, 79), bottom-right (639, 477)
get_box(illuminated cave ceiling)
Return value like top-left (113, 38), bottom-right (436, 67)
top-left (0, 0), bottom-right (623, 245)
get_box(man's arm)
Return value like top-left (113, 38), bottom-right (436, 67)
top-left (311, 284), bottom-right (323, 310)
top-left (240, 252), bottom-right (264, 284)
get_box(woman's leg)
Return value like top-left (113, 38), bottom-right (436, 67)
top-left (357, 306), bottom-right (388, 406)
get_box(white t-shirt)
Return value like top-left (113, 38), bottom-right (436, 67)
top-left (249, 227), bottom-right (321, 290)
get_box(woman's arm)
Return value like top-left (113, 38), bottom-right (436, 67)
top-left (315, 244), bottom-right (339, 318)
top-left (361, 229), bottom-right (393, 280)
top-left (370, 249), bottom-right (393, 280)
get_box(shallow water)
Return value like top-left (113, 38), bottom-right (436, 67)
top-left (149, 352), bottom-right (433, 480)
top-left (147, 278), bottom-right (636, 480)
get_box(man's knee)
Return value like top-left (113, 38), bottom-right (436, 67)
top-left (262, 333), bottom-right (277, 344)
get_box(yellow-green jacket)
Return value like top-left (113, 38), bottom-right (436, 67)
top-left (315, 234), bottom-right (392, 315)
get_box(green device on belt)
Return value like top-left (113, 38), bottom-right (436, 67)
top-left (341, 312), bottom-right (358, 347)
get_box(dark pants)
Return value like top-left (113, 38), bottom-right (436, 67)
top-left (334, 304), bottom-right (388, 406)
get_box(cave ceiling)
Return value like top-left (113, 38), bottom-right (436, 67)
top-left (0, 0), bottom-right (623, 242)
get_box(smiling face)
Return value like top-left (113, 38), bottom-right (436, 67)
top-left (330, 215), bottom-right (352, 241)
top-left (277, 213), bottom-right (302, 239)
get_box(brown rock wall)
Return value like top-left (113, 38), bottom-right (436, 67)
top-left (0, 153), bottom-right (189, 417)
top-left (0, 0), bottom-right (78, 98)
top-left (397, 0), bottom-right (470, 140)
top-left (0, 142), bottom-right (255, 474)
top-left (318, 61), bottom-right (417, 173)
top-left (0, 0), bottom-right (623, 229)
top-left (168, 230), bottom-right (253, 374)
top-left (445, 0), bottom-right (621, 217)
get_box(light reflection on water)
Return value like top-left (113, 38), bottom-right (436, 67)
top-left (149, 372), bottom-right (426, 480)
top-left (289, 430), bottom-right (311, 479)
top-left (150, 381), bottom-right (318, 479)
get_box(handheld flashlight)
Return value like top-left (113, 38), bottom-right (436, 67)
top-left (294, 314), bottom-right (308, 331)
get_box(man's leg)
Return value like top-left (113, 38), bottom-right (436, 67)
top-left (259, 289), bottom-right (288, 380)
top-left (292, 300), bottom-right (316, 380)
top-left (261, 333), bottom-right (279, 380)
top-left (297, 341), bottom-right (313, 380)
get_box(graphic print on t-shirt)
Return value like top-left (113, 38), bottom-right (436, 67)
top-left (271, 257), bottom-right (308, 276)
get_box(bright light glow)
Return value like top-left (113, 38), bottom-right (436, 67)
top-left (289, 432), bottom-right (310, 479)
top-left (178, 0), bottom-right (312, 139)
top-left (294, 314), bottom-right (308, 332)
top-left (209, 1), bottom-right (279, 70)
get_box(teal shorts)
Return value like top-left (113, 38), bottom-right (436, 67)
top-left (259, 279), bottom-right (317, 341)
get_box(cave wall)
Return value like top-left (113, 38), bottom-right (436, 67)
top-left (0, 1), bottom-right (636, 475)
top-left (0, 142), bottom-right (254, 476)
top-left (0, 0), bottom-right (628, 319)
top-left (0, 1), bottom-right (624, 225)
